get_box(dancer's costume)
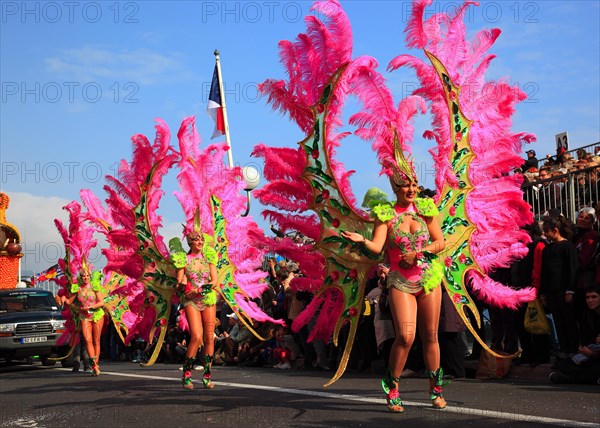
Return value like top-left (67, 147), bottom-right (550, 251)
top-left (78, 116), bottom-right (281, 382)
top-left (169, 116), bottom-right (283, 388)
top-left (374, 198), bottom-right (443, 296)
top-left (54, 201), bottom-right (105, 376)
top-left (253, 0), bottom-right (537, 390)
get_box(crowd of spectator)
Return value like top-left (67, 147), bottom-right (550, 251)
top-left (521, 145), bottom-right (600, 219)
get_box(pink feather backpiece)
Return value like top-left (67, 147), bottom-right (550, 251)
top-left (53, 201), bottom-right (98, 347)
top-left (174, 116), bottom-right (282, 327)
top-left (389, 0), bottom-right (536, 311)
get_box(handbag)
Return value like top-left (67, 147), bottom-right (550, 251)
top-left (476, 351), bottom-right (513, 379)
top-left (524, 298), bottom-right (550, 335)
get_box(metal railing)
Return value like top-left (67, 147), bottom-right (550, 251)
top-left (523, 163), bottom-right (600, 221)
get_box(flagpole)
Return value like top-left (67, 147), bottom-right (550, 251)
top-left (214, 50), bottom-right (234, 168)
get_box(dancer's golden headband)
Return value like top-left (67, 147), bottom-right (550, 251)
top-left (388, 131), bottom-right (417, 188)
top-left (80, 258), bottom-right (91, 275)
top-left (183, 211), bottom-right (203, 240)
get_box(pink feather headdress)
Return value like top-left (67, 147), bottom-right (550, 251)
top-left (54, 201), bottom-right (97, 280)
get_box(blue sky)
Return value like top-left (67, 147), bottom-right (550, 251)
top-left (1, 0), bottom-right (599, 275)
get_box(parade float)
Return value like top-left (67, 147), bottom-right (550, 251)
top-left (0, 192), bottom-right (23, 289)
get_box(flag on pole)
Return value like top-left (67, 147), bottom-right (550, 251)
top-left (207, 65), bottom-right (225, 139)
top-left (33, 263), bottom-right (63, 283)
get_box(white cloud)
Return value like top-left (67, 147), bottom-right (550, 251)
top-left (44, 47), bottom-right (195, 85)
top-left (4, 192), bottom-right (70, 275)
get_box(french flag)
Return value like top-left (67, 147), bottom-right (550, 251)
top-left (207, 65), bottom-right (226, 139)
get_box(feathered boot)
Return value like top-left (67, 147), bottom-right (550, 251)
top-left (381, 368), bottom-right (403, 413)
top-left (182, 357), bottom-right (195, 390)
top-left (426, 367), bottom-right (447, 409)
top-left (202, 355), bottom-right (214, 389)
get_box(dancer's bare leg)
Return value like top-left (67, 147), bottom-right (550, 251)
top-left (92, 321), bottom-right (103, 359)
top-left (417, 286), bottom-right (441, 370)
top-left (81, 321), bottom-right (97, 375)
top-left (182, 305), bottom-right (203, 389)
top-left (200, 305), bottom-right (216, 388)
top-left (81, 321), bottom-right (94, 358)
top-left (389, 288), bottom-right (418, 378)
top-left (417, 286), bottom-right (446, 408)
top-left (90, 320), bottom-right (103, 375)
top-left (384, 288), bottom-right (418, 412)
top-left (185, 305), bottom-right (203, 358)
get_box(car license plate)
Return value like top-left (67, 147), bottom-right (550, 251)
top-left (21, 337), bottom-right (47, 343)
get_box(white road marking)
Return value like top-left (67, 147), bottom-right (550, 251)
top-left (8, 419), bottom-right (39, 428)
top-left (58, 368), bottom-right (598, 427)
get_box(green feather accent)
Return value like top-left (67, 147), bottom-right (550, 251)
top-left (421, 259), bottom-right (444, 294)
top-left (70, 283), bottom-right (80, 293)
top-left (171, 252), bottom-right (187, 269)
top-left (170, 237), bottom-right (188, 268)
top-left (202, 290), bottom-right (217, 306)
top-left (202, 239), bottom-right (218, 266)
top-left (90, 271), bottom-right (104, 292)
top-left (203, 233), bottom-right (215, 246)
top-left (372, 203), bottom-right (396, 222)
top-left (414, 198), bottom-right (439, 217)
top-left (91, 308), bottom-right (106, 322)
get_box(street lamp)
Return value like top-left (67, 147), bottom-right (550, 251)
top-left (241, 166), bottom-right (260, 217)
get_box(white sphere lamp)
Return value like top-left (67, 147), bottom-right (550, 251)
top-left (242, 166), bottom-right (260, 191)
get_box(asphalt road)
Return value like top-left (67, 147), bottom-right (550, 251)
top-left (1, 361), bottom-right (598, 428)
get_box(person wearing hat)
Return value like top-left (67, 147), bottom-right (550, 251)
top-left (221, 311), bottom-right (251, 364)
top-left (522, 149), bottom-right (539, 172)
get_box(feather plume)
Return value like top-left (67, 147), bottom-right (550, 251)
top-left (469, 273), bottom-right (536, 309)
top-left (254, 180), bottom-right (312, 211)
top-left (262, 210), bottom-right (320, 240)
top-left (405, 0), bottom-right (432, 49)
top-left (251, 145), bottom-right (306, 182)
top-left (55, 201), bottom-right (97, 278)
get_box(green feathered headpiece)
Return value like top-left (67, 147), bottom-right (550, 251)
top-left (362, 188), bottom-right (395, 222)
top-left (361, 188), bottom-right (390, 210)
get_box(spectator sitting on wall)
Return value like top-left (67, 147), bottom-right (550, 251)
top-left (221, 313), bottom-right (251, 364)
top-left (550, 285), bottom-right (600, 385)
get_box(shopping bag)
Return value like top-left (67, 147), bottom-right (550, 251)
top-left (524, 298), bottom-right (551, 335)
top-left (476, 350), bottom-right (513, 379)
